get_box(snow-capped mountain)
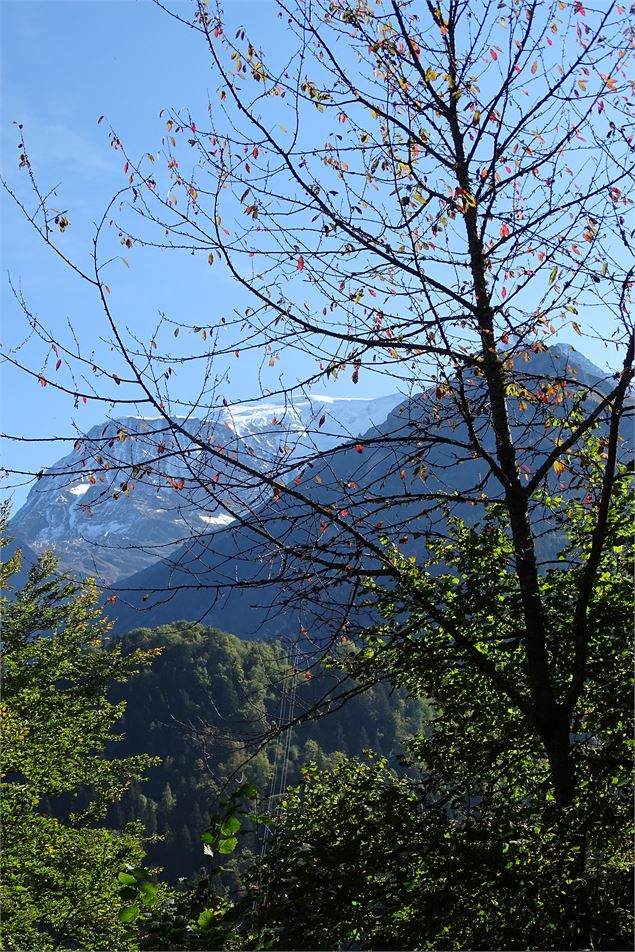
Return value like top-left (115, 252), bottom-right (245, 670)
top-left (10, 392), bottom-right (403, 581)
top-left (107, 343), bottom-right (628, 640)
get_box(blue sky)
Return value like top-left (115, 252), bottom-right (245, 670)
top-left (1, 0), bottom-right (311, 509)
top-left (1, 1), bottom-right (624, 511)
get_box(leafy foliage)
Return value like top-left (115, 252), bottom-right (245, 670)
top-left (248, 476), bottom-right (634, 950)
top-left (0, 523), bottom-right (159, 951)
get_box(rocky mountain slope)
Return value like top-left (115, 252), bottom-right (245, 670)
top-left (106, 344), bottom-right (624, 640)
top-left (10, 392), bottom-right (402, 580)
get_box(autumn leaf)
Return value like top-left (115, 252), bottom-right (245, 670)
top-left (297, 255), bottom-right (305, 271)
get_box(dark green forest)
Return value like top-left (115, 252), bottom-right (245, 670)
top-left (110, 623), bottom-right (429, 880)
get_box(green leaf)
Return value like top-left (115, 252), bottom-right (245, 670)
top-left (118, 905), bottom-right (140, 924)
top-left (217, 836), bottom-right (238, 854)
top-left (201, 830), bottom-right (215, 845)
top-left (139, 879), bottom-right (158, 903)
top-left (118, 872), bottom-right (137, 886)
top-left (549, 266), bottom-right (558, 285)
top-left (197, 908), bottom-right (219, 930)
top-left (220, 815), bottom-right (241, 836)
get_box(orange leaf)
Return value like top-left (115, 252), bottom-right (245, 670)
top-left (297, 255), bottom-right (305, 271)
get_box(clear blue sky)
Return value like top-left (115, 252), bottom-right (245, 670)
top-left (1, 1), bottom-right (622, 511)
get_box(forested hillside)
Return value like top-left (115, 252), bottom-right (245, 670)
top-left (109, 623), bottom-right (429, 879)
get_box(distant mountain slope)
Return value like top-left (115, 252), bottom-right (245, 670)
top-left (110, 345), bottom-right (624, 640)
top-left (9, 393), bottom-right (401, 581)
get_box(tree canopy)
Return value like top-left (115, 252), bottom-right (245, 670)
top-left (245, 474), bottom-right (634, 949)
top-left (0, 520), bottom-right (158, 950)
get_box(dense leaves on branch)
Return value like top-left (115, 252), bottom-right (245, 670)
top-left (246, 476), bottom-right (634, 950)
top-left (0, 519), bottom-right (158, 951)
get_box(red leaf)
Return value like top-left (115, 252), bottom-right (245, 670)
top-left (318, 414), bottom-right (326, 427)
top-left (39, 377), bottom-right (47, 387)
top-left (297, 255), bottom-right (305, 271)
top-left (355, 443), bottom-right (363, 453)
top-left (55, 359), bottom-right (62, 371)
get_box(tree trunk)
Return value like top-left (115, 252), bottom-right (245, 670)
top-left (539, 706), bottom-right (575, 809)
